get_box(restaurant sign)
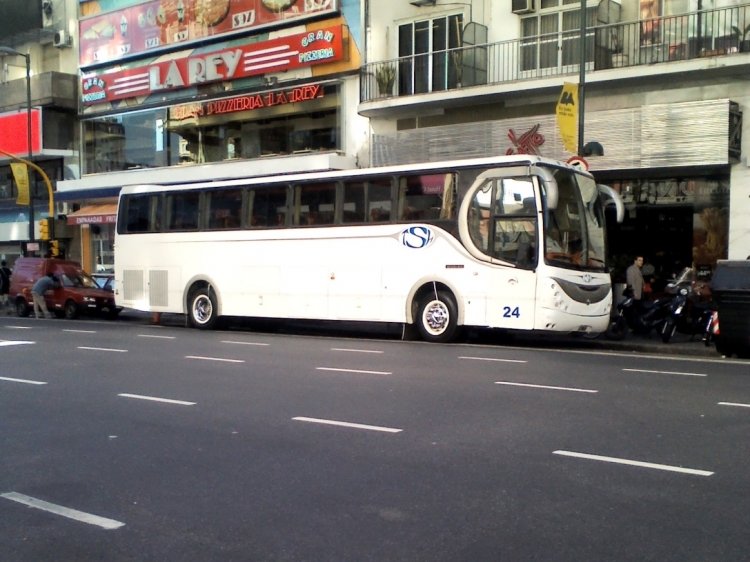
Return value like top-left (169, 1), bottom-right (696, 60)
top-left (81, 25), bottom-right (343, 106)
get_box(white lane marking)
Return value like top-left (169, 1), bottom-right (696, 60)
top-left (185, 355), bottom-right (245, 363)
top-left (495, 381), bottom-right (597, 393)
top-left (622, 368), bottom-right (707, 377)
top-left (331, 348), bottom-right (384, 354)
top-left (0, 376), bottom-right (47, 385)
top-left (0, 340), bottom-right (34, 346)
top-left (63, 329), bottom-right (97, 334)
top-left (553, 450), bottom-right (714, 476)
top-left (118, 393), bottom-right (195, 406)
top-left (316, 367), bottom-right (392, 375)
top-left (459, 356), bottom-right (527, 364)
top-left (293, 416), bottom-right (402, 433)
top-left (1, 492), bottom-right (125, 530)
top-left (4, 326), bottom-right (32, 330)
top-left (221, 340), bottom-right (270, 346)
top-left (137, 334), bottom-right (176, 340)
top-left (718, 402), bottom-right (750, 409)
top-left (78, 346), bottom-right (128, 353)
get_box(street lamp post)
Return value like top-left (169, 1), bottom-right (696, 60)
top-left (0, 46), bottom-right (34, 243)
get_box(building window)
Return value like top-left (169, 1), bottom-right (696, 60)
top-left (81, 85), bottom-right (341, 175)
top-left (521, 4), bottom-right (595, 73)
top-left (398, 14), bottom-right (464, 95)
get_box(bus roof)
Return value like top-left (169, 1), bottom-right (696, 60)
top-left (118, 154), bottom-right (591, 195)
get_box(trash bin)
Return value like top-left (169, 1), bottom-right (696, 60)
top-left (711, 260), bottom-right (750, 358)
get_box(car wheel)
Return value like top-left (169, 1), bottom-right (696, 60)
top-left (15, 298), bottom-right (30, 317)
top-left (416, 290), bottom-right (459, 343)
top-left (188, 286), bottom-right (219, 329)
top-left (64, 300), bottom-right (78, 319)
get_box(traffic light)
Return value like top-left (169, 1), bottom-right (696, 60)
top-left (50, 240), bottom-right (60, 257)
top-left (39, 218), bottom-right (50, 240)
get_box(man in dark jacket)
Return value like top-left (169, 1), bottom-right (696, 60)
top-left (31, 273), bottom-right (59, 319)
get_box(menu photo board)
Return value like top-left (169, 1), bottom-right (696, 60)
top-left (80, 0), bottom-right (338, 67)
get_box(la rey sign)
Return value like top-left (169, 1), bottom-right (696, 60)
top-left (82, 26), bottom-right (343, 106)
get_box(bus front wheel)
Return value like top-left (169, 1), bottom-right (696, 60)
top-left (416, 291), bottom-right (458, 343)
top-left (188, 286), bottom-right (219, 329)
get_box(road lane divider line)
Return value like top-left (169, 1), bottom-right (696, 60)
top-left (293, 416), bottom-right (402, 433)
top-left (331, 348), bottom-right (384, 354)
top-left (495, 381), bottom-right (597, 393)
top-left (0, 376), bottom-right (47, 385)
top-left (4, 326), bottom-right (32, 329)
top-left (221, 340), bottom-right (270, 346)
top-left (185, 355), bottom-right (245, 363)
top-left (63, 329), bottom-right (97, 334)
top-left (1, 492), bottom-right (125, 530)
top-left (0, 340), bottom-right (34, 346)
top-left (137, 334), bottom-right (176, 340)
top-left (316, 367), bottom-right (392, 375)
top-left (622, 368), bottom-right (707, 377)
top-left (78, 346), bottom-right (128, 353)
top-left (118, 393), bottom-right (195, 406)
top-left (553, 450), bottom-right (714, 476)
top-left (718, 402), bottom-right (750, 409)
top-left (459, 356), bottom-right (527, 364)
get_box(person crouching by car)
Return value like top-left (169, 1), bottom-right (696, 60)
top-left (31, 273), bottom-right (60, 319)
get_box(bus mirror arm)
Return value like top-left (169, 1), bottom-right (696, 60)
top-left (597, 184), bottom-right (625, 223)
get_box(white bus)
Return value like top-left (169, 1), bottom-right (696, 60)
top-left (114, 155), bottom-right (623, 342)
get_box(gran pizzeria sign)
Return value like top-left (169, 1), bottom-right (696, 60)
top-left (81, 25), bottom-right (343, 106)
top-left (170, 84), bottom-right (324, 120)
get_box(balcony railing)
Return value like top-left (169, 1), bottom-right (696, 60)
top-left (361, 4), bottom-right (750, 103)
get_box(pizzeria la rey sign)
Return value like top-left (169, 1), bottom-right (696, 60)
top-left (81, 25), bottom-right (343, 106)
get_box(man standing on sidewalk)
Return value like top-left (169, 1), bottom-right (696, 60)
top-left (31, 273), bottom-right (59, 319)
top-left (626, 255), bottom-right (645, 304)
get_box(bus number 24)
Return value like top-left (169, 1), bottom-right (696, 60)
top-left (503, 306), bottom-right (520, 318)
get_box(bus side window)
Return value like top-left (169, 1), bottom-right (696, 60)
top-left (250, 185), bottom-right (288, 227)
top-left (295, 182), bottom-right (336, 226)
top-left (207, 188), bottom-right (243, 229)
top-left (166, 191), bottom-right (200, 231)
top-left (397, 173), bottom-right (451, 221)
top-left (124, 195), bottom-right (152, 233)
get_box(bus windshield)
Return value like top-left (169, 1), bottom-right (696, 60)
top-left (544, 169), bottom-right (607, 271)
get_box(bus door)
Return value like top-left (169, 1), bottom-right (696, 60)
top-left (459, 169), bottom-right (540, 330)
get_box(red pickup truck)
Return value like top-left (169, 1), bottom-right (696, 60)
top-left (9, 257), bottom-right (121, 319)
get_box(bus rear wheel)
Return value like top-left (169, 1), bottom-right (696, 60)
top-left (188, 286), bottom-right (219, 329)
top-left (416, 290), bottom-right (458, 343)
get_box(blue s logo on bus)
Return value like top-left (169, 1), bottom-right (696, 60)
top-left (401, 226), bottom-right (434, 249)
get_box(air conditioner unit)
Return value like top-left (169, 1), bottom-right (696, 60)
top-left (512, 0), bottom-right (534, 14)
top-left (53, 30), bottom-right (71, 48)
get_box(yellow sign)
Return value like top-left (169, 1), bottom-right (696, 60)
top-left (11, 162), bottom-right (30, 205)
top-left (556, 82), bottom-right (578, 154)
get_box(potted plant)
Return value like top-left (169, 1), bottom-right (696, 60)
top-left (732, 23), bottom-right (750, 52)
top-left (375, 63), bottom-right (396, 96)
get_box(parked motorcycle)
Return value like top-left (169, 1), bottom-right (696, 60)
top-left (606, 287), bottom-right (671, 340)
top-left (659, 267), bottom-right (715, 343)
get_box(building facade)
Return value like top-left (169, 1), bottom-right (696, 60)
top-left (0, 0), bottom-right (80, 264)
top-left (57, 0), bottom-right (366, 273)
top-left (361, 0), bottom-right (750, 284)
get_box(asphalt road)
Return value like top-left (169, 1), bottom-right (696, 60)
top-left (1, 313), bottom-right (749, 561)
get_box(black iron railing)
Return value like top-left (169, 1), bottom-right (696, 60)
top-left (361, 4), bottom-right (750, 103)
